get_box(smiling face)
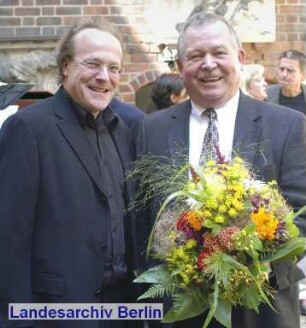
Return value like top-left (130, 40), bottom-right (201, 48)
top-left (62, 28), bottom-right (122, 115)
top-left (177, 21), bottom-right (244, 108)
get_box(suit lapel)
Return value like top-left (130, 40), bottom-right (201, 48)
top-left (233, 93), bottom-right (263, 165)
top-left (167, 101), bottom-right (191, 161)
top-left (53, 88), bottom-right (107, 196)
top-left (166, 96), bottom-right (263, 167)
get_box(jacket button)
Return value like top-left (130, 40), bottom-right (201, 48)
top-left (100, 243), bottom-right (107, 251)
top-left (95, 289), bottom-right (102, 296)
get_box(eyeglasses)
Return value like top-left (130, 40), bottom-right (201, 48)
top-left (76, 60), bottom-right (124, 76)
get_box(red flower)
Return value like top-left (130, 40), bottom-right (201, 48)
top-left (177, 212), bottom-right (189, 231)
top-left (203, 233), bottom-right (220, 251)
top-left (197, 248), bottom-right (213, 271)
top-left (217, 226), bottom-right (240, 252)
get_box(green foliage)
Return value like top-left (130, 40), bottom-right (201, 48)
top-left (134, 265), bottom-right (178, 300)
top-left (162, 290), bottom-right (208, 323)
top-left (131, 154), bottom-right (306, 328)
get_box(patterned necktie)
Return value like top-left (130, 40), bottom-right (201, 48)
top-left (199, 108), bottom-right (219, 165)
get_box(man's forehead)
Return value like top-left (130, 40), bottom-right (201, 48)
top-left (279, 58), bottom-right (301, 70)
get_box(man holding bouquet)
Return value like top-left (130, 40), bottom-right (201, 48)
top-left (136, 12), bottom-right (306, 328)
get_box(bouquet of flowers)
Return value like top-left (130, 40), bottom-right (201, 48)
top-left (133, 153), bottom-right (306, 328)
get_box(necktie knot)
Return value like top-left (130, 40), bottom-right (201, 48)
top-left (203, 108), bottom-right (217, 120)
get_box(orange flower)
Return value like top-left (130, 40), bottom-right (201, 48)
top-left (186, 211), bottom-right (202, 231)
top-left (251, 208), bottom-right (278, 240)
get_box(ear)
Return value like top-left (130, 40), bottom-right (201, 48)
top-left (177, 58), bottom-right (183, 77)
top-left (170, 93), bottom-right (178, 104)
top-left (238, 48), bottom-right (245, 66)
top-left (62, 59), bottom-right (70, 78)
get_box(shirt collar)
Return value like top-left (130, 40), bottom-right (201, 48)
top-left (62, 88), bottom-right (118, 129)
top-left (190, 91), bottom-right (240, 121)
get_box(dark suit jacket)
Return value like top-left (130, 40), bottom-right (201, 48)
top-left (0, 87), bottom-right (137, 328)
top-left (110, 97), bottom-right (145, 131)
top-left (136, 92), bottom-right (306, 328)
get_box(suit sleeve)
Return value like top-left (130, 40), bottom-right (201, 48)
top-left (0, 114), bottom-right (39, 327)
top-left (278, 113), bottom-right (306, 236)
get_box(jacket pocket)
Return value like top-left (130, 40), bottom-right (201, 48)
top-left (32, 273), bottom-right (64, 296)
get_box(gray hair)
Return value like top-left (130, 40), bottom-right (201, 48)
top-left (177, 12), bottom-right (241, 58)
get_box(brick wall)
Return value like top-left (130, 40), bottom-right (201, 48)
top-left (0, 0), bottom-right (305, 103)
top-left (244, 0), bottom-right (306, 83)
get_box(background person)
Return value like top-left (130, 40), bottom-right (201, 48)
top-left (151, 73), bottom-right (188, 110)
top-left (110, 96), bottom-right (145, 131)
top-left (266, 49), bottom-right (306, 115)
top-left (136, 12), bottom-right (306, 328)
top-left (266, 49), bottom-right (306, 317)
top-left (0, 20), bottom-right (140, 328)
top-left (241, 63), bottom-right (267, 100)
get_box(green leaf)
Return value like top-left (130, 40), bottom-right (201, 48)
top-left (283, 205), bottom-right (306, 238)
top-left (162, 293), bottom-right (207, 323)
top-left (244, 223), bottom-right (256, 234)
top-left (137, 284), bottom-right (166, 300)
top-left (214, 299), bottom-right (232, 328)
top-left (134, 264), bottom-right (169, 284)
top-left (202, 282), bottom-right (219, 328)
top-left (260, 237), bottom-right (306, 263)
top-left (252, 235), bottom-right (263, 251)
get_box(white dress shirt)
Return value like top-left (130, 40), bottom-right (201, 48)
top-left (189, 91), bottom-right (240, 167)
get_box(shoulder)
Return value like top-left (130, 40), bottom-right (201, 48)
top-left (266, 84), bottom-right (280, 92)
top-left (240, 93), bottom-right (304, 122)
top-left (2, 89), bottom-right (71, 132)
top-left (110, 98), bottom-right (144, 117)
top-left (262, 97), bottom-right (304, 119)
top-left (266, 84), bottom-right (280, 98)
top-left (260, 100), bottom-right (306, 134)
top-left (144, 100), bottom-right (191, 123)
top-left (110, 97), bottom-right (145, 129)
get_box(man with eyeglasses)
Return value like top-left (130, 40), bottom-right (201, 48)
top-left (0, 20), bottom-right (142, 328)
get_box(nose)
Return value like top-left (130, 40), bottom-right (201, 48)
top-left (96, 66), bottom-right (110, 80)
top-left (200, 54), bottom-right (217, 70)
top-left (279, 68), bottom-right (288, 78)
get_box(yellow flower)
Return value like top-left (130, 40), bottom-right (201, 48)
top-left (231, 198), bottom-right (243, 211)
top-left (215, 215), bottom-right (225, 224)
top-left (231, 184), bottom-right (244, 196)
top-left (202, 210), bottom-right (212, 218)
top-left (228, 208), bottom-right (237, 218)
top-left (206, 198), bottom-right (218, 210)
top-left (251, 208), bottom-right (278, 240)
top-left (219, 205), bottom-right (228, 213)
top-left (186, 239), bottom-right (197, 249)
top-left (225, 196), bottom-right (233, 207)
